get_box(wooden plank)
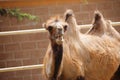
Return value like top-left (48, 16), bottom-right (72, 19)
top-left (0, 0), bottom-right (82, 8)
top-left (0, 0), bottom-right (105, 8)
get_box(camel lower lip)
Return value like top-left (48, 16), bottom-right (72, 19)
top-left (57, 39), bottom-right (64, 42)
top-left (56, 41), bottom-right (63, 45)
top-left (56, 37), bottom-right (64, 44)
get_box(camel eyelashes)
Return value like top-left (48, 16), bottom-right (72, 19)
top-left (47, 26), bottom-right (53, 31)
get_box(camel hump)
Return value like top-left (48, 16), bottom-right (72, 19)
top-left (64, 9), bottom-right (74, 21)
top-left (94, 10), bottom-right (104, 23)
top-left (65, 9), bottom-right (74, 16)
top-left (86, 11), bottom-right (105, 35)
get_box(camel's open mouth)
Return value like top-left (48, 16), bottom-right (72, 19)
top-left (55, 34), bottom-right (64, 45)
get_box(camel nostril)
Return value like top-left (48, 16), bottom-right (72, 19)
top-left (59, 31), bottom-right (64, 35)
top-left (58, 28), bottom-right (62, 31)
top-left (58, 28), bottom-right (63, 35)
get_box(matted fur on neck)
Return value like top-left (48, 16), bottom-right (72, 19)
top-left (51, 42), bottom-right (63, 79)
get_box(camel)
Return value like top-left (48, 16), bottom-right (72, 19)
top-left (43, 11), bottom-right (120, 80)
top-left (43, 16), bottom-right (84, 80)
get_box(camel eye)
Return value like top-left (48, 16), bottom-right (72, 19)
top-left (64, 25), bottom-right (68, 31)
top-left (47, 26), bottom-right (53, 31)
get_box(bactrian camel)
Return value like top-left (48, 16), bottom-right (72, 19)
top-left (43, 10), bottom-right (120, 80)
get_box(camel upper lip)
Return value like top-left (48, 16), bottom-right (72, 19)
top-left (55, 34), bottom-right (64, 42)
top-left (55, 34), bottom-right (63, 38)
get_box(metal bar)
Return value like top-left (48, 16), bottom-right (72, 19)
top-left (0, 64), bottom-right (44, 72)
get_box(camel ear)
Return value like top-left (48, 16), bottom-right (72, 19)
top-left (107, 20), bottom-right (112, 24)
top-left (93, 11), bottom-right (104, 24)
top-left (64, 9), bottom-right (74, 21)
top-left (64, 24), bottom-right (69, 32)
top-left (42, 23), bottom-right (47, 30)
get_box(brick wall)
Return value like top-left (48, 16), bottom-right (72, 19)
top-left (0, 0), bottom-right (120, 80)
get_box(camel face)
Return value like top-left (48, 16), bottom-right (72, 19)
top-left (43, 16), bottom-right (68, 45)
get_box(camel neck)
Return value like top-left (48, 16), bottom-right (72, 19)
top-left (51, 43), bottom-right (63, 79)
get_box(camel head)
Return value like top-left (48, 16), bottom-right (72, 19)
top-left (43, 16), bottom-right (68, 45)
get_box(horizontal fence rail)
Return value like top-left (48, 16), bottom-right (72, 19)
top-left (77, 22), bottom-right (120, 29)
top-left (0, 64), bottom-right (44, 72)
top-left (0, 22), bottom-right (120, 36)
top-left (0, 28), bottom-right (47, 36)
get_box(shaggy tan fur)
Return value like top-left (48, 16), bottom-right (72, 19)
top-left (64, 9), bottom-right (120, 80)
top-left (43, 10), bottom-right (120, 80)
